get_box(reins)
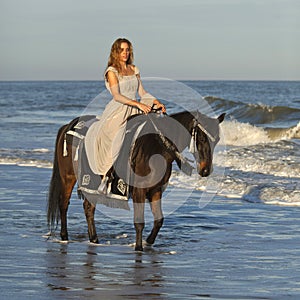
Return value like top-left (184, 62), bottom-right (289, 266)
top-left (147, 113), bottom-right (194, 176)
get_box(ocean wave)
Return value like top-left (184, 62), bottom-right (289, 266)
top-left (243, 184), bottom-right (300, 207)
top-left (0, 147), bottom-right (51, 156)
top-left (169, 170), bottom-right (300, 207)
top-left (220, 120), bottom-right (270, 146)
top-left (32, 148), bottom-right (51, 153)
top-left (0, 157), bottom-right (52, 168)
top-left (220, 120), bottom-right (300, 147)
top-left (266, 122), bottom-right (300, 140)
top-left (215, 140), bottom-right (300, 178)
top-left (217, 174), bottom-right (300, 207)
top-left (204, 96), bottom-right (300, 124)
top-left (0, 148), bottom-right (52, 168)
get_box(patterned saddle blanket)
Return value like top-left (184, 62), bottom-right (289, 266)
top-left (65, 115), bottom-right (132, 210)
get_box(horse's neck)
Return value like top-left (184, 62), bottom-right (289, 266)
top-left (170, 111), bottom-right (193, 133)
top-left (169, 111), bottom-right (193, 152)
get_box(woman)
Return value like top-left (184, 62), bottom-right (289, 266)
top-left (85, 38), bottom-right (166, 189)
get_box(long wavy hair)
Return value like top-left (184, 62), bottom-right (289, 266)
top-left (106, 38), bottom-right (134, 74)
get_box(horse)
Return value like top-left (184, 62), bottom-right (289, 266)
top-left (47, 110), bottom-right (225, 251)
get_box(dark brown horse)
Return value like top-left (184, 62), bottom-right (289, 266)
top-left (47, 110), bottom-right (225, 251)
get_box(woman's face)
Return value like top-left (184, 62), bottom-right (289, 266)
top-left (119, 42), bottom-right (130, 63)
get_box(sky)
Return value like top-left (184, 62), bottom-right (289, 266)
top-left (0, 0), bottom-right (299, 80)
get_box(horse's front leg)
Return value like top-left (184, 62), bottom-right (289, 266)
top-left (83, 198), bottom-right (99, 243)
top-left (146, 190), bottom-right (164, 246)
top-left (133, 189), bottom-right (146, 251)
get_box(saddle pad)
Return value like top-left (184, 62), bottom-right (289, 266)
top-left (66, 115), bottom-right (130, 210)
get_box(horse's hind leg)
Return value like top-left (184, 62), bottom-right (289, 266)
top-left (146, 190), bottom-right (164, 246)
top-left (60, 176), bottom-right (76, 241)
top-left (83, 198), bottom-right (99, 243)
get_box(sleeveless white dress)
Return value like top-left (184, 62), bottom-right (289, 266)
top-left (85, 66), bottom-right (154, 175)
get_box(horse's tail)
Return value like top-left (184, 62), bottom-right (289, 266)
top-left (47, 124), bottom-right (67, 232)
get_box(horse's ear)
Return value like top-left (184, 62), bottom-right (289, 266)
top-left (217, 113), bottom-right (226, 123)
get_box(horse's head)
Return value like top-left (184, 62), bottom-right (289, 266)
top-left (191, 112), bottom-right (225, 177)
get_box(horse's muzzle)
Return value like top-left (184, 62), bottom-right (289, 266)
top-left (198, 161), bottom-right (211, 177)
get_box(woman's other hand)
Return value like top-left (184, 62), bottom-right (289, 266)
top-left (136, 102), bottom-right (152, 114)
top-left (153, 99), bottom-right (166, 113)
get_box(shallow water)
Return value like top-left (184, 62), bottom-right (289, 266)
top-left (0, 80), bottom-right (300, 299)
top-left (1, 165), bottom-right (300, 299)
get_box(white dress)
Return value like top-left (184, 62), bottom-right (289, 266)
top-left (85, 66), bottom-right (154, 175)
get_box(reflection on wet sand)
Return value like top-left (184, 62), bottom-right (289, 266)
top-left (45, 242), bottom-right (169, 299)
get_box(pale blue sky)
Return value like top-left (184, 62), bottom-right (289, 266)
top-left (1, 0), bottom-right (299, 80)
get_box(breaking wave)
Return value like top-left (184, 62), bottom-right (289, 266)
top-left (204, 96), bottom-right (300, 125)
top-left (220, 120), bottom-right (300, 146)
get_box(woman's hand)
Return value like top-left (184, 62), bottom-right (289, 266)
top-left (153, 99), bottom-right (166, 113)
top-left (136, 102), bottom-right (152, 114)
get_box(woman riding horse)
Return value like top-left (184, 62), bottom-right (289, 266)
top-left (85, 38), bottom-right (165, 195)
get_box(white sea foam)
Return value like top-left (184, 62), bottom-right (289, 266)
top-left (169, 159), bottom-right (300, 207)
top-left (0, 157), bottom-right (53, 168)
top-left (220, 120), bottom-right (300, 147)
top-left (212, 174), bottom-right (300, 207)
top-left (32, 148), bottom-right (50, 153)
top-left (219, 120), bottom-right (271, 146)
top-left (215, 119), bottom-right (300, 206)
top-left (214, 146), bottom-right (300, 178)
top-left (0, 147), bottom-right (53, 168)
top-left (265, 122), bottom-right (300, 141)
top-left (243, 184), bottom-right (300, 206)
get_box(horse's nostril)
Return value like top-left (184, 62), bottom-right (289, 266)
top-left (201, 168), bottom-right (210, 177)
top-left (198, 162), bottom-right (210, 177)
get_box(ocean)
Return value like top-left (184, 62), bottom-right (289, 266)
top-left (0, 80), bottom-right (299, 299)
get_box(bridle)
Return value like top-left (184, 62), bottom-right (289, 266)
top-left (189, 115), bottom-right (216, 155)
top-left (195, 121), bottom-right (216, 143)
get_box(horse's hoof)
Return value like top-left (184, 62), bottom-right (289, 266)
top-left (90, 237), bottom-right (99, 244)
top-left (135, 245), bottom-right (143, 251)
top-left (61, 234), bottom-right (69, 241)
top-left (146, 237), bottom-right (154, 245)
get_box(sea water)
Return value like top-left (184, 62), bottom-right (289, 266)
top-left (0, 80), bottom-right (299, 299)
